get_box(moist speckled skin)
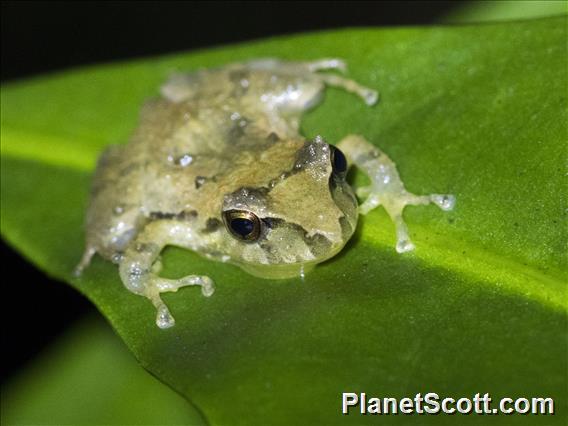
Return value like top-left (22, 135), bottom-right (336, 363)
top-left (77, 59), bottom-right (455, 329)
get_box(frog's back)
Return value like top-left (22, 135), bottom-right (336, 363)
top-left (85, 97), bottom-right (265, 259)
top-left (84, 59), bottom-right (328, 260)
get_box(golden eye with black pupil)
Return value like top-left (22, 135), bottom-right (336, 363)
top-left (223, 210), bottom-right (261, 242)
top-left (330, 145), bottom-right (347, 178)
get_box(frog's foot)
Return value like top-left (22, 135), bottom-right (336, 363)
top-left (145, 275), bottom-right (215, 329)
top-left (379, 193), bottom-right (456, 253)
top-left (117, 220), bottom-right (216, 329)
top-left (338, 134), bottom-right (455, 253)
top-left (73, 246), bottom-right (97, 277)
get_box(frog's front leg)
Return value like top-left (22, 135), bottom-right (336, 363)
top-left (338, 135), bottom-right (455, 253)
top-left (118, 220), bottom-right (215, 329)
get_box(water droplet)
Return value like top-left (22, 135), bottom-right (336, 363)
top-left (178, 154), bottom-right (193, 167)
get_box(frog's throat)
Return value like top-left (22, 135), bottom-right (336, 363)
top-left (234, 242), bottom-right (346, 280)
top-left (238, 261), bottom-right (317, 279)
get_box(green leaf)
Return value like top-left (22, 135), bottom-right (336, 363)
top-left (443, 0), bottom-right (568, 23)
top-left (1, 317), bottom-right (206, 425)
top-left (2, 16), bottom-right (566, 425)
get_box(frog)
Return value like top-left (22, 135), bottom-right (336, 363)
top-left (75, 58), bottom-right (455, 329)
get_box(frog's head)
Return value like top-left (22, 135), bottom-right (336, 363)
top-left (219, 135), bottom-right (358, 279)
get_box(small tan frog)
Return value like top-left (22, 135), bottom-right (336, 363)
top-left (76, 59), bottom-right (455, 329)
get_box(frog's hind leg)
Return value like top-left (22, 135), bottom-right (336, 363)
top-left (245, 57), bottom-right (346, 73)
top-left (338, 134), bottom-right (455, 253)
top-left (245, 58), bottom-right (378, 106)
top-left (289, 58), bottom-right (377, 105)
top-left (118, 220), bottom-right (215, 329)
top-left (297, 58), bottom-right (378, 105)
top-left (74, 246), bottom-right (97, 277)
top-left (317, 73), bottom-right (379, 106)
top-left (305, 58), bottom-right (348, 73)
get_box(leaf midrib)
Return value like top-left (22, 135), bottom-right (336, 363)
top-left (365, 222), bottom-right (566, 312)
top-left (0, 126), bottom-right (101, 171)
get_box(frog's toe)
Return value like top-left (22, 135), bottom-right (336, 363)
top-left (362, 89), bottom-right (379, 106)
top-left (155, 302), bottom-right (175, 329)
top-left (430, 194), bottom-right (456, 211)
top-left (74, 246), bottom-right (97, 277)
top-left (73, 266), bottom-right (83, 277)
top-left (200, 277), bottom-right (215, 297)
top-left (391, 214), bottom-right (416, 254)
top-left (307, 58), bottom-right (347, 73)
top-left (396, 239), bottom-right (416, 253)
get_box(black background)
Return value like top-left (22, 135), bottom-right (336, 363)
top-left (1, 0), bottom-right (462, 383)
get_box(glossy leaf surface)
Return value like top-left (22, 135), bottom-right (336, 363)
top-left (1, 17), bottom-right (566, 424)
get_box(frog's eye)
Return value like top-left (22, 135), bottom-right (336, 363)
top-left (330, 146), bottom-right (347, 177)
top-left (223, 210), bottom-right (261, 242)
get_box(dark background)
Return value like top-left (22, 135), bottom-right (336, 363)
top-left (1, 0), bottom-right (463, 383)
